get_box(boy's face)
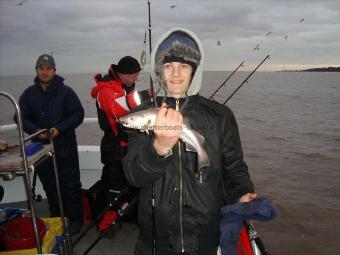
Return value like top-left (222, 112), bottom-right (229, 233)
top-left (163, 62), bottom-right (193, 99)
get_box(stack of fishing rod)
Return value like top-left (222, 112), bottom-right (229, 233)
top-left (209, 31), bottom-right (272, 104)
top-left (209, 18), bottom-right (305, 103)
top-left (72, 186), bottom-right (139, 255)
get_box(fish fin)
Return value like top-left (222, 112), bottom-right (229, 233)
top-left (192, 129), bottom-right (205, 144)
top-left (141, 124), bottom-right (149, 133)
top-left (185, 143), bottom-right (196, 152)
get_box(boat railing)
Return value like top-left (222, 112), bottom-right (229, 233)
top-left (0, 117), bottom-right (99, 133)
top-left (0, 117), bottom-right (102, 204)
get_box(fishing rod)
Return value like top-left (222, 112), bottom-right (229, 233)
top-left (209, 61), bottom-right (244, 101)
top-left (218, 18), bottom-right (305, 104)
top-left (147, 0), bottom-right (156, 106)
top-left (146, 1), bottom-right (157, 255)
top-left (209, 32), bottom-right (272, 101)
top-left (81, 195), bottom-right (139, 255)
top-left (245, 221), bottom-right (272, 255)
top-left (140, 32), bottom-right (147, 83)
top-left (223, 53), bottom-right (271, 104)
top-left (72, 186), bottom-right (139, 247)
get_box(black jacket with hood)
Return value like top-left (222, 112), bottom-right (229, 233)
top-left (122, 28), bottom-right (254, 252)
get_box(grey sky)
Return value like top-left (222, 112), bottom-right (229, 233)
top-left (0, 0), bottom-right (339, 75)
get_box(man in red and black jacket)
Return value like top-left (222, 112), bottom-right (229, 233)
top-left (91, 56), bottom-right (151, 200)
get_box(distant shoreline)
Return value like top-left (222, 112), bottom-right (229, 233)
top-left (279, 66), bottom-right (340, 72)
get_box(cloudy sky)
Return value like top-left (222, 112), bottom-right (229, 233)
top-left (0, 0), bottom-right (339, 75)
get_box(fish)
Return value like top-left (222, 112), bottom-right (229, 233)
top-left (119, 108), bottom-right (210, 171)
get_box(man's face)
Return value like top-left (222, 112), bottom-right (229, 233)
top-left (163, 62), bottom-right (193, 98)
top-left (120, 72), bottom-right (140, 86)
top-left (36, 65), bottom-right (55, 85)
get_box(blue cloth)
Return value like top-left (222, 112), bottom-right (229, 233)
top-left (219, 197), bottom-right (278, 255)
top-left (25, 141), bottom-right (43, 156)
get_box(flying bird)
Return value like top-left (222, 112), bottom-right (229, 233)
top-left (299, 18), bottom-right (305, 22)
top-left (217, 40), bottom-right (222, 46)
top-left (170, 5), bottom-right (176, 9)
top-left (284, 35), bottom-right (288, 39)
top-left (17, 0), bottom-right (27, 6)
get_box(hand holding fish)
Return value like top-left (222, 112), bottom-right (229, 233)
top-left (119, 105), bottom-right (210, 170)
top-left (153, 103), bottom-right (183, 156)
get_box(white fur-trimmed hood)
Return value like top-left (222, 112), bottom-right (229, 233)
top-left (151, 28), bottom-right (204, 96)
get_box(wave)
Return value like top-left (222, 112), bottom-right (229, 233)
top-left (263, 136), bottom-right (287, 142)
top-left (241, 116), bottom-right (265, 123)
top-left (293, 152), bottom-right (333, 160)
top-left (333, 137), bottom-right (340, 143)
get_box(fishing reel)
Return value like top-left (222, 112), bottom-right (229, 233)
top-left (32, 192), bottom-right (42, 202)
top-left (126, 89), bottom-right (153, 110)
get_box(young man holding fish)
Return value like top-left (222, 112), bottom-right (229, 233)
top-left (122, 28), bottom-right (256, 255)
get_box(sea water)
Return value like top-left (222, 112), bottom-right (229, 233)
top-left (1, 71), bottom-right (339, 255)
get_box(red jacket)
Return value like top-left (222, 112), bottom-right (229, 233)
top-left (91, 66), bottom-right (152, 151)
top-left (91, 70), bottom-right (136, 142)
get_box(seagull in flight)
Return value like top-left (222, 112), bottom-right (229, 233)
top-left (17, 0), bottom-right (27, 6)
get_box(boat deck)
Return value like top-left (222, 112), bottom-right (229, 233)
top-left (0, 199), bottom-right (139, 255)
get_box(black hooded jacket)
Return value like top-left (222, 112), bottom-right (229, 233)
top-left (123, 27), bottom-right (254, 252)
top-left (122, 95), bottom-right (254, 251)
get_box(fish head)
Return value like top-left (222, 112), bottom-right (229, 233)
top-left (119, 108), bottom-right (157, 130)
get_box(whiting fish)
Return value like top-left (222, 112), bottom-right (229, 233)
top-left (119, 108), bottom-right (210, 173)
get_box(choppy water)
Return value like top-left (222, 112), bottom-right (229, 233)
top-left (1, 71), bottom-right (340, 255)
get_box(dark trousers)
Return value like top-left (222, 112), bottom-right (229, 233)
top-left (101, 160), bottom-right (128, 192)
top-left (36, 156), bottom-right (83, 224)
top-left (134, 239), bottom-right (218, 255)
top-left (101, 159), bottom-right (139, 223)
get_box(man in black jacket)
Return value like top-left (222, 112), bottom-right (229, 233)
top-left (123, 28), bottom-right (257, 254)
top-left (18, 54), bottom-right (84, 235)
